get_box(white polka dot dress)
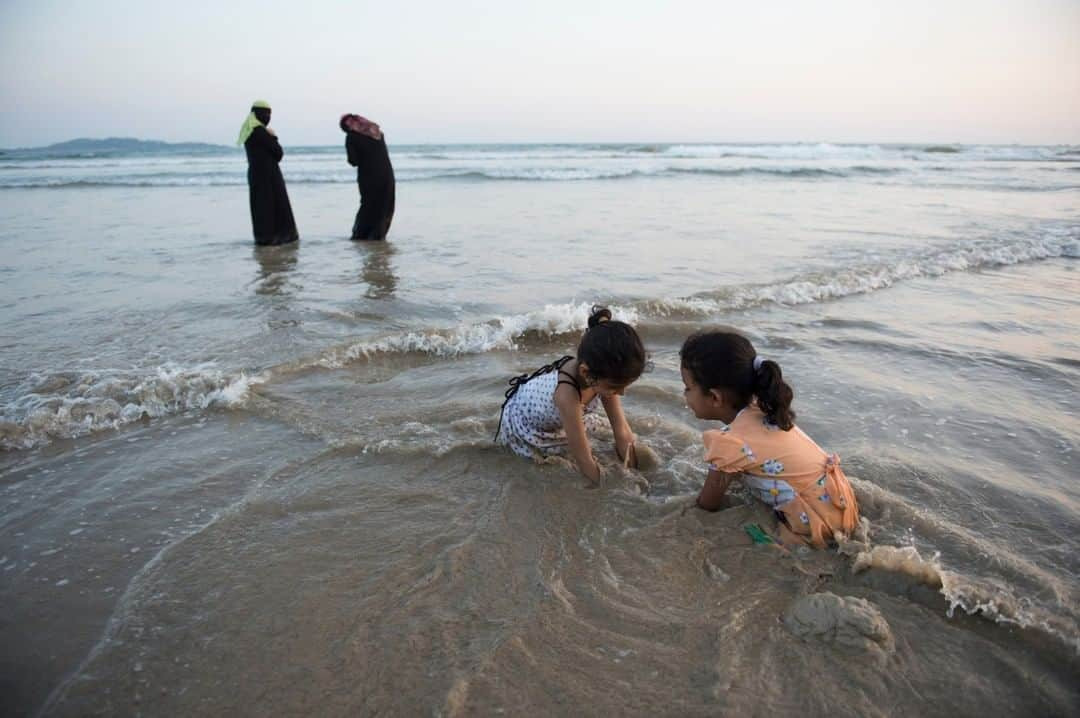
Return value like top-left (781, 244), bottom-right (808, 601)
top-left (496, 362), bottom-right (606, 459)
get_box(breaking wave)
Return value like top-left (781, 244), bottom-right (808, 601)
top-left (848, 477), bottom-right (1080, 655)
top-left (850, 542), bottom-right (1079, 654)
top-left (288, 226), bottom-right (1078, 368)
top-left (0, 165), bottom-right (911, 188)
top-left (641, 226), bottom-right (1079, 317)
top-left (3, 226), bottom-right (1075, 450)
top-left (3, 141), bottom-right (1075, 189)
top-left (0, 364), bottom-right (265, 450)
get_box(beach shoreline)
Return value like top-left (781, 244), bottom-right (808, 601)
top-left (1, 143), bottom-right (1078, 716)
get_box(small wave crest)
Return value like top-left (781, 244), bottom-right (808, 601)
top-left (284, 227), bottom-right (1077, 370)
top-left (851, 544), bottom-right (944, 587)
top-left (301, 303), bottom-right (642, 369)
top-left (670, 166), bottom-right (900, 179)
top-left (0, 164), bottom-right (910, 189)
top-left (850, 542), bottom-right (1079, 654)
top-left (5, 229), bottom-right (1074, 448)
top-left (846, 477), bottom-right (1080, 654)
top-left (0, 364), bottom-right (264, 451)
top-left (641, 226), bottom-right (1079, 316)
top-left (0, 176), bottom-right (256, 189)
top-left (940, 571), bottom-right (1080, 654)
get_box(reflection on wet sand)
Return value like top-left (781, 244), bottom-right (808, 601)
top-left (355, 241), bottom-right (398, 299)
top-left (252, 243), bottom-right (303, 330)
top-left (252, 243), bottom-right (299, 297)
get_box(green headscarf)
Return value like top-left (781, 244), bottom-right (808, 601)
top-left (237, 100), bottom-right (271, 147)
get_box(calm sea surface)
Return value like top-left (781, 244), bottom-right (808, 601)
top-left (1, 143), bottom-right (1078, 716)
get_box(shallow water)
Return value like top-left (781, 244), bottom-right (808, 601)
top-left (1, 143), bottom-right (1078, 716)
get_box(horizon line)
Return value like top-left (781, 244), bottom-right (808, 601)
top-left (4, 136), bottom-right (1079, 152)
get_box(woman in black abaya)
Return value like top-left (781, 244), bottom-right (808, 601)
top-left (238, 100), bottom-right (299, 245)
top-left (340, 113), bottom-right (395, 241)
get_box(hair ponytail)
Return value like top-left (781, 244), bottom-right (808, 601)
top-left (587, 305), bottom-right (612, 328)
top-left (578, 305), bottom-right (645, 385)
top-left (752, 359), bottom-right (795, 430)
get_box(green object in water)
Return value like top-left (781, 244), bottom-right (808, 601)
top-left (744, 523), bottom-right (775, 545)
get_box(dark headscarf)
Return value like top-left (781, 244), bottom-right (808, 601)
top-left (340, 113), bottom-right (383, 140)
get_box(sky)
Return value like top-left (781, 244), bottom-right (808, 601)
top-left (1, 0), bottom-right (1078, 147)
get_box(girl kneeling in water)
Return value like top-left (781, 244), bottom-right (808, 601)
top-left (496, 307), bottom-right (646, 483)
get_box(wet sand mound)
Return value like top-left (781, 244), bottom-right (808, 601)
top-left (784, 592), bottom-right (895, 660)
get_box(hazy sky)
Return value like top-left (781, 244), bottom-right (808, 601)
top-left (1, 0), bottom-right (1077, 147)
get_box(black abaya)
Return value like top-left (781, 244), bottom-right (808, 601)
top-left (244, 126), bottom-right (299, 245)
top-left (345, 132), bottom-right (395, 240)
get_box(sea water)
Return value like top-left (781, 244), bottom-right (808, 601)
top-left (1, 142), bottom-right (1078, 715)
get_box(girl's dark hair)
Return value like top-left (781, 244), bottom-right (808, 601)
top-left (679, 330), bottom-right (796, 430)
top-left (578, 306), bottom-right (646, 386)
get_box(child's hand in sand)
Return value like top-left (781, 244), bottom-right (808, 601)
top-left (620, 441), bottom-right (658, 471)
top-left (584, 455), bottom-right (604, 487)
top-left (631, 442), bottom-right (658, 471)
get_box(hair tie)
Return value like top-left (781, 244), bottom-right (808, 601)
top-left (753, 356), bottom-right (765, 371)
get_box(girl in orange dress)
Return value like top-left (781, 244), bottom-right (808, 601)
top-left (679, 330), bottom-right (859, 548)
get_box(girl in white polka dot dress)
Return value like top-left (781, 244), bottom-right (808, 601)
top-left (496, 307), bottom-right (647, 483)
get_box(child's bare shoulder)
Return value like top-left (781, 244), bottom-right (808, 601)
top-left (553, 381), bottom-right (581, 410)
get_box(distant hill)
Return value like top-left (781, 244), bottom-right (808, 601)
top-left (0, 137), bottom-right (232, 158)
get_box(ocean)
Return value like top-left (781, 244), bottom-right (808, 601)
top-left (1, 142), bottom-right (1078, 716)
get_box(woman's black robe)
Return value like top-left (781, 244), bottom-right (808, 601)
top-left (345, 132), bottom-right (395, 240)
top-left (244, 126), bottom-right (299, 245)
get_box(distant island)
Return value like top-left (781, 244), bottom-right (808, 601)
top-left (0, 137), bottom-right (232, 158)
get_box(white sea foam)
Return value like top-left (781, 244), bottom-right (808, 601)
top-left (2, 141), bottom-right (1075, 189)
top-left (662, 142), bottom-right (896, 160)
top-left (644, 227), bottom-right (1079, 315)
top-left (847, 477), bottom-right (1080, 655)
top-left (292, 228), bottom-right (1078, 371)
top-left (0, 364), bottom-right (265, 450)
top-left (0, 165), bottom-right (887, 187)
top-left (853, 542), bottom-right (1080, 654)
top-left (940, 571), bottom-right (1080, 654)
top-left (309, 302), bottom-right (642, 368)
top-left (850, 541), bottom-right (1079, 653)
top-left (3, 229), bottom-right (1074, 451)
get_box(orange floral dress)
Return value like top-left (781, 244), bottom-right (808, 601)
top-left (702, 405), bottom-right (859, 548)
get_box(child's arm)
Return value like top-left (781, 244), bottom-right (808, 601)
top-left (555, 387), bottom-right (602, 483)
top-left (600, 395), bottom-right (637, 468)
top-left (697, 468), bottom-right (738, 511)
